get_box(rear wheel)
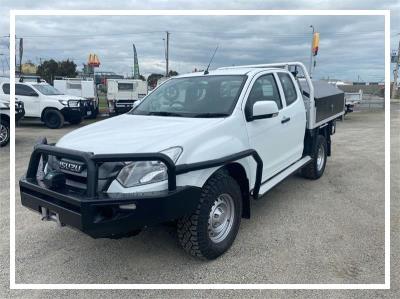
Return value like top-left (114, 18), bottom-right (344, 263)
top-left (177, 171), bottom-right (242, 260)
top-left (0, 118), bottom-right (10, 147)
top-left (301, 134), bottom-right (327, 179)
top-left (43, 109), bottom-right (64, 129)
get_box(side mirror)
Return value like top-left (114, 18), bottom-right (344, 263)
top-left (249, 101), bottom-right (279, 121)
top-left (29, 92), bottom-right (38, 97)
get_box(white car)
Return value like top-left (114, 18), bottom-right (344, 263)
top-left (0, 77), bottom-right (92, 129)
top-left (0, 94), bottom-right (25, 147)
top-left (20, 62), bottom-right (345, 259)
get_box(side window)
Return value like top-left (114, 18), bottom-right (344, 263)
top-left (2, 83), bottom-right (10, 95)
top-left (278, 73), bottom-right (298, 106)
top-left (246, 74), bottom-right (282, 112)
top-left (16, 84), bottom-right (36, 96)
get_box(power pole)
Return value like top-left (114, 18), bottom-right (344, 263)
top-left (19, 37), bottom-right (23, 75)
top-left (165, 31), bottom-right (170, 77)
top-left (309, 25), bottom-right (315, 77)
top-left (392, 37), bottom-right (400, 98)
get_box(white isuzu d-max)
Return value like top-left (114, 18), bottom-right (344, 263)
top-left (20, 62), bottom-right (345, 259)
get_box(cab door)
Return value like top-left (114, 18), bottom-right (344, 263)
top-left (275, 71), bottom-right (306, 165)
top-left (244, 72), bottom-right (288, 181)
top-left (16, 84), bottom-right (40, 117)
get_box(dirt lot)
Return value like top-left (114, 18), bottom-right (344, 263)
top-left (1, 104), bottom-right (399, 298)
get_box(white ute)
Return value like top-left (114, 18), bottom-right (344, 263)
top-left (54, 78), bottom-right (99, 118)
top-left (107, 78), bottom-right (147, 114)
top-left (0, 77), bottom-right (92, 129)
top-left (0, 93), bottom-right (25, 147)
top-left (20, 62), bottom-right (345, 259)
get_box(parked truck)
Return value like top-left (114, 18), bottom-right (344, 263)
top-left (106, 78), bottom-right (147, 115)
top-left (54, 78), bottom-right (99, 118)
top-left (20, 62), bottom-right (344, 259)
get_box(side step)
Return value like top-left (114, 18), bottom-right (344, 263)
top-left (256, 156), bottom-right (312, 198)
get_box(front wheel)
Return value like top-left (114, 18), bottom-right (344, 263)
top-left (0, 118), bottom-right (10, 147)
top-left (177, 171), bottom-right (242, 260)
top-left (43, 109), bottom-right (64, 129)
top-left (301, 134), bottom-right (327, 179)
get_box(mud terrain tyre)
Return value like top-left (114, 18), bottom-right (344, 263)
top-left (301, 134), bottom-right (327, 180)
top-left (177, 170), bottom-right (242, 260)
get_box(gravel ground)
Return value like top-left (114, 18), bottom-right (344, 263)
top-left (0, 104), bottom-right (398, 298)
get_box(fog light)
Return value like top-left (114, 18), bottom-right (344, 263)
top-left (119, 203), bottom-right (137, 210)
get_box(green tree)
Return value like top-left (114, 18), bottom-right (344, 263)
top-left (57, 59), bottom-right (77, 78)
top-left (168, 70), bottom-right (178, 77)
top-left (147, 73), bottom-right (164, 88)
top-left (36, 59), bottom-right (77, 84)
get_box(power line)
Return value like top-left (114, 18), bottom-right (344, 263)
top-left (19, 31), bottom-right (165, 38)
top-left (15, 30), bottom-right (384, 39)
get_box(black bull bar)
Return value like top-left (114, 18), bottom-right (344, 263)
top-left (25, 144), bottom-right (263, 199)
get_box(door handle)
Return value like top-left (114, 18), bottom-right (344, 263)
top-left (281, 116), bottom-right (291, 124)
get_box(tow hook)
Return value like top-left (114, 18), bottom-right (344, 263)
top-left (41, 207), bottom-right (65, 227)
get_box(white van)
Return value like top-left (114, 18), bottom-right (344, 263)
top-left (106, 79), bottom-right (147, 114)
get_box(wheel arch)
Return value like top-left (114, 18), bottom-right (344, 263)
top-left (303, 122), bottom-right (332, 157)
top-left (222, 163), bottom-right (251, 219)
top-left (197, 162), bottom-right (251, 219)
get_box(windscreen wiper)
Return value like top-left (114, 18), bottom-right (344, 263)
top-left (147, 111), bottom-right (185, 117)
top-left (192, 113), bottom-right (230, 118)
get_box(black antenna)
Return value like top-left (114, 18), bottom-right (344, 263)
top-left (204, 44), bottom-right (219, 75)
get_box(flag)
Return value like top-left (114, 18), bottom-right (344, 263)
top-left (312, 32), bottom-right (320, 56)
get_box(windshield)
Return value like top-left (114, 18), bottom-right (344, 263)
top-left (130, 75), bottom-right (246, 118)
top-left (33, 84), bottom-right (63, 95)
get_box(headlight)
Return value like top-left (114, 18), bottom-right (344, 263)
top-left (116, 147), bottom-right (182, 188)
top-left (58, 100), bottom-right (68, 106)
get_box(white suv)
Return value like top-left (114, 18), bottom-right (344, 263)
top-left (0, 77), bottom-right (91, 129)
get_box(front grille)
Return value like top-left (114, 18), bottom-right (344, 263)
top-left (64, 172), bottom-right (88, 190)
top-left (116, 100), bottom-right (134, 104)
top-left (46, 155), bottom-right (123, 194)
top-left (47, 156), bottom-right (88, 191)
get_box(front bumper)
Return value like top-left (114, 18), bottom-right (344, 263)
top-left (83, 99), bottom-right (98, 118)
top-left (114, 100), bottom-right (136, 114)
top-left (15, 101), bottom-right (25, 122)
top-left (16, 109), bottom-right (25, 122)
top-left (20, 177), bottom-right (201, 238)
top-left (61, 100), bottom-right (91, 119)
top-left (20, 143), bottom-right (263, 239)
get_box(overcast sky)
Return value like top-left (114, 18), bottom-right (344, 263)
top-left (1, 1), bottom-right (399, 82)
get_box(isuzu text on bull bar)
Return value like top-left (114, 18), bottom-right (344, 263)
top-left (20, 62), bottom-right (344, 259)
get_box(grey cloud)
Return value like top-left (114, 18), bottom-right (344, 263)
top-left (0, 0), bottom-right (397, 81)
